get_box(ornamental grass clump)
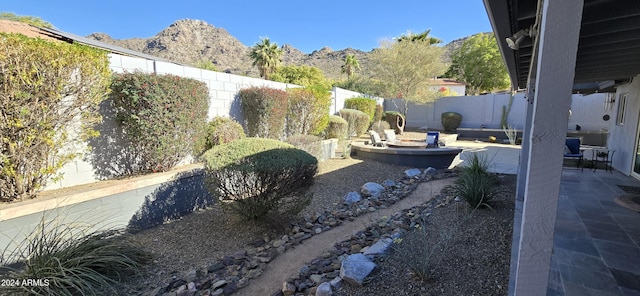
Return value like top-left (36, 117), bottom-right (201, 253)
top-left (1, 219), bottom-right (151, 296)
top-left (391, 216), bottom-right (453, 282)
top-left (203, 138), bottom-right (318, 222)
top-left (454, 153), bottom-right (500, 209)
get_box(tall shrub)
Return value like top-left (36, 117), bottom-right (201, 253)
top-left (339, 109), bottom-right (370, 136)
top-left (111, 72), bottom-right (209, 173)
top-left (286, 86), bottom-right (331, 137)
top-left (326, 115), bottom-right (348, 139)
top-left (0, 33), bottom-right (111, 201)
top-left (239, 87), bottom-right (288, 139)
top-left (344, 97), bottom-right (377, 123)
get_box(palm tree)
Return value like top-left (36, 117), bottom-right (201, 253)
top-left (341, 54), bottom-right (360, 78)
top-left (396, 29), bottom-right (442, 45)
top-left (249, 37), bottom-right (283, 80)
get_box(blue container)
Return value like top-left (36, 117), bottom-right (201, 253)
top-left (427, 132), bottom-right (440, 147)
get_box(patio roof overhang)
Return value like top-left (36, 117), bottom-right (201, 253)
top-left (484, 0), bottom-right (640, 94)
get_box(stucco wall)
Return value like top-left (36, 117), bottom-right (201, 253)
top-left (608, 75), bottom-right (640, 175)
top-left (384, 93), bottom-right (609, 132)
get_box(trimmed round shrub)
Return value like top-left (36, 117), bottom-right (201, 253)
top-left (286, 134), bottom-right (323, 160)
top-left (326, 115), bottom-right (348, 139)
top-left (203, 117), bottom-right (246, 151)
top-left (239, 87), bottom-right (288, 139)
top-left (203, 138), bottom-right (318, 221)
top-left (441, 112), bottom-right (463, 132)
top-left (339, 108), bottom-right (369, 136)
top-left (344, 97), bottom-right (377, 123)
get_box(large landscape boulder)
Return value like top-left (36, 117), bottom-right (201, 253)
top-left (339, 253), bottom-right (377, 286)
top-left (361, 182), bottom-right (384, 198)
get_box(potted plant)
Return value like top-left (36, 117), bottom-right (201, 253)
top-left (596, 151), bottom-right (609, 160)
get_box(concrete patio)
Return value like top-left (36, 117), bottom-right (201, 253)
top-left (544, 169), bottom-right (640, 295)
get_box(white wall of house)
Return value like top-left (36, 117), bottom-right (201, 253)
top-left (46, 54), bottom-right (368, 191)
top-left (607, 74), bottom-right (640, 175)
top-left (384, 93), bottom-right (609, 131)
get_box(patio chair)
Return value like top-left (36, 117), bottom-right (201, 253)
top-left (383, 129), bottom-right (397, 143)
top-left (564, 138), bottom-right (583, 171)
top-left (369, 130), bottom-right (385, 147)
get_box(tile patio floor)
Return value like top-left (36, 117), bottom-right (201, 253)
top-left (545, 168), bottom-right (640, 295)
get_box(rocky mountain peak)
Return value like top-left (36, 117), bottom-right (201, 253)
top-left (86, 18), bottom-right (472, 79)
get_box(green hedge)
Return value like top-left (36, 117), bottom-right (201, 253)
top-left (239, 87), bottom-right (288, 139)
top-left (345, 97), bottom-right (377, 123)
top-left (286, 86), bottom-right (331, 137)
top-left (0, 33), bottom-right (111, 201)
top-left (339, 108), bottom-right (370, 136)
top-left (203, 138), bottom-right (317, 221)
top-left (111, 71), bottom-right (209, 173)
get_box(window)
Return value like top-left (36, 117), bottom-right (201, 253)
top-left (616, 93), bottom-right (628, 126)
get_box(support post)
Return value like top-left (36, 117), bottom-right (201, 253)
top-left (513, 0), bottom-right (583, 295)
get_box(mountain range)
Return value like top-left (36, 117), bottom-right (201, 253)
top-left (87, 19), bottom-right (469, 80)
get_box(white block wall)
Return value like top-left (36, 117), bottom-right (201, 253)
top-left (384, 93), bottom-right (609, 131)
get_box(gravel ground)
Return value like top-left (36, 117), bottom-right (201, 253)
top-left (335, 175), bottom-right (516, 296)
top-left (121, 140), bottom-right (515, 296)
top-left (122, 157), bottom-right (413, 294)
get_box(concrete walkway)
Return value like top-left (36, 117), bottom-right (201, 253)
top-left (448, 140), bottom-right (521, 174)
top-left (235, 178), bottom-right (455, 296)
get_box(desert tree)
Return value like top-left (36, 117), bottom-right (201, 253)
top-left (271, 65), bottom-right (329, 88)
top-left (249, 37), bottom-right (283, 80)
top-left (370, 37), bottom-right (449, 119)
top-left (341, 54), bottom-right (360, 79)
top-left (396, 29), bottom-right (442, 45)
top-left (447, 33), bottom-right (510, 95)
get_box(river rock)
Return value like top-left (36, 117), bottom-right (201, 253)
top-left (361, 182), bottom-right (384, 198)
top-left (316, 282), bottom-right (333, 296)
top-left (424, 167), bottom-right (437, 175)
top-left (363, 238), bottom-right (393, 257)
top-left (343, 191), bottom-right (362, 205)
top-left (404, 168), bottom-right (422, 178)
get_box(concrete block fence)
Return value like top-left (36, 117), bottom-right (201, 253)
top-left (384, 92), bottom-right (609, 132)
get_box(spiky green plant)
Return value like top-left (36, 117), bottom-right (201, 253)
top-left (1, 218), bottom-right (151, 296)
top-left (454, 153), bottom-right (500, 209)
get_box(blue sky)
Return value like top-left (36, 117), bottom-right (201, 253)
top-left (3, 1), bottom-right (493, 53)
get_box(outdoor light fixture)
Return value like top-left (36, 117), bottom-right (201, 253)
top-left (506, 25), bottom-right (537, 50)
